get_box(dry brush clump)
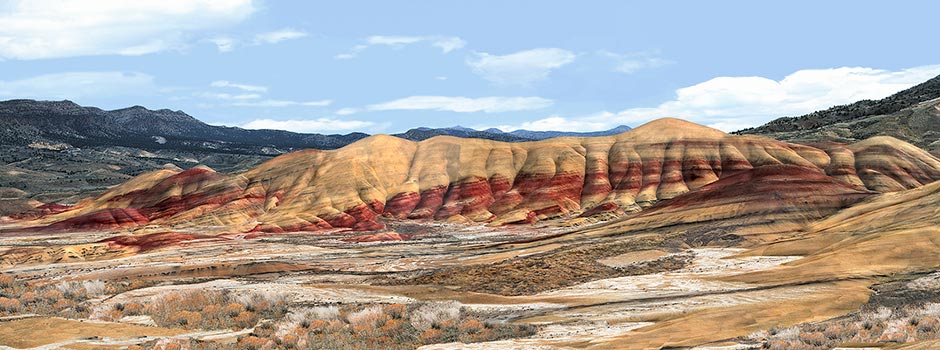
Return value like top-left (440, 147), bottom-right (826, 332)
top-left (751, 302), bottom-right (940, 349)
top-left (0, 273), bottom-right (120, 318)
top-left (110, 289), bottom-right (289, 331)
top-left (299, 301), bottom-right (535, 349)
top-left (141, 301), bottom-right (536, 350)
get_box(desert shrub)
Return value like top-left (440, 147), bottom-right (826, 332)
top-left (222, 302), bottom-right (245, 317)
top-left (41, 289), bottom-right (63, 302)
top-left (917, 303), bottom-right (940, 318)
top-left (236, 335), bottom-right (269, 350)
top-left (251, 322), bottom-right (278, 339)
top-left (346, 305), bottom-right (385, 327)
top-left (142, 290), bottom-right (287, 331)
top-left (54, 280), bottom-right (90, 299)
top-left (409, 301), bottom-right (462, 331)
top-left (459, 319), bottom-right (484, 334)
top-left (123, 302), bottom-right (145, 315)
top-left (170, 311), bottom-right (203, 327)
top-left (418, 328), bottom-right (444, 343)
top-left (300, 302), bottom-right (534, 350)
top-left (917, 317), bottom-right (940, 333)
top-left (384, 303), bottom-right (406, 319)
top-left (0, 276), bottom-right (100, 318)
top-left (18, 291), bottom-right (38, 303)
top-left (81, 280), bottom-right (107, 296)
top-left (281, 333), bottom-right (299, 347)
top-left (235, 291), bottom-right (290, 315)
top-left (234, 311), bottom-right (258, 329)
top-left (287, 306), bottom-right (340, 325)
top-left (799, 331), bottom-right (827, 347)
top-left (0, 297), bottom-right (20, 312)
top-left (765, 339), bottom-right (800, 350)
top-left (0, 274), bottom-right (14, 289)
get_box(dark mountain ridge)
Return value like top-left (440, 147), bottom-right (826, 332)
top-left (393, 124), bottom-right (633, 142)
top-left (0, 99), bottom-right (369, 154)
top-left (736, 74), bottom-right (940, 154)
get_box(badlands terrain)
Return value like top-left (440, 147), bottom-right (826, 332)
top-left (2, 111), bottom-right (940, 350)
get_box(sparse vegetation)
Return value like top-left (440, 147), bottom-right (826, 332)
top-left (398, 236), bottom-right (682, 295)
top-left (139, 301), bottom-right (535, 350)
top-left (0, 273), bottom-right (114, 318)
top-left (105, 289), bottom-right (289, 330)
top-left (750, 303), bottom-right (940, 349)
top-left (0, 274), bottom-right (159, 320)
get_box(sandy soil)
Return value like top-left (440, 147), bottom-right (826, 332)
top-left (0, 225), bottom-right (875, 349)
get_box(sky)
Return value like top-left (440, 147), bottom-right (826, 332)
top-left (1, 0), bottom-right (939, 134)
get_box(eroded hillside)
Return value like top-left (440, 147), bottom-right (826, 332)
top-left (6, 118), bottom-right (937, 237)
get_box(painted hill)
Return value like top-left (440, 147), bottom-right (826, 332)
top-left (10, 118), bottom-right (940, 235)
top-left (737, 73), bottom-right (940, 155)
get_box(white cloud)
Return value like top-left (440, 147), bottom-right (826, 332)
top-left (207, 29), bottom-right (307, 52)
top-left (233, 99), bottom-right (332, 107)
top-left (488, 65), bottom-right (940, 132)
top-left (336, 35), bottom-right (465, 59)
top-left (430, 37), bottom-right (467, 53)
top-left (599, 50), bottom-right (673, 74)
top-left (368, 96), bottom-right (553, 113)
top-left (0, 0), bottom-right (256, 60)
top-left (335, 107), bottom-right (359, 115)
top-left (484, 115), bottom-right (612, 132)
top-left (335, 45), bottom-right (367, 59)
top-left (367, 35), bottom-right (425, 46)
top-left (467, 48), bottom-right (576, 85)
top-left (241, 118), bottom-right (373, 133)
top-left (201, 80), bottom-right (328, 108)
top-left (209, 37), bottom-right (236, 53)
top-left (200, 92), bottom-right (261, 100)
top-left (210, 80), bottom-right (267, 92)
top-left (0, 71), bottom-right (156, 99)
top-left (253, 28), bottom-right (308, 45)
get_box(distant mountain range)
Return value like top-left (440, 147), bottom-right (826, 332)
top-left (0, 99), bottom-right (631, 205)
top-left (0, 99), bottom-right (370, 155)
top-left (0, 99), bottom-right (632, 154)
top-left (395, 124), bottom-right (632, 142)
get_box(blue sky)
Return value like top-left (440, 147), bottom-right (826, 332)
top-left (1, 0), bottom-right (939, 134)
